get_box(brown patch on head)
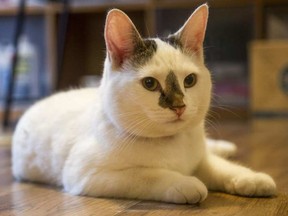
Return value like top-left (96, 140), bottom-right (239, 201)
top-left (159, 71), bottom-right (185, 109)
top-left (161, 35), bottom-right (183, 50)
top-left (131, 39), bottom-right (157, 67)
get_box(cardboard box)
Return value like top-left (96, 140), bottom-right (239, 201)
top-left (250, 40), bottom-right (288, 114)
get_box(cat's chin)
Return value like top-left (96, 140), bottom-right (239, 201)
top-left (165, 117), bottom-right (185, 124)
top-left (146, 115), bottom-right (205, 138)
top-left (128, 119), bottom-right (190, 138)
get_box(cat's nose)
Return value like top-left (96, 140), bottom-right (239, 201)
top-left (170, 105), bottom-right (186, 117)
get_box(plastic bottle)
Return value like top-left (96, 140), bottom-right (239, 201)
top-left (15, 35), bottom-right (39, 99)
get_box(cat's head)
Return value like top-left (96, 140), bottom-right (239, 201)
top-left (100, 4), bottom-right (211, 138)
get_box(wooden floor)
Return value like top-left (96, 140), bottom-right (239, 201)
top-left (0, 119), bottom-right (288, 215)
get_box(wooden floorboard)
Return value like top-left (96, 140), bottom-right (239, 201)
top-left (0, 119), bottom-right (287, 215)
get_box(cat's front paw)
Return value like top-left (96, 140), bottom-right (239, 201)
top-left (164, 177), bottom-right (208, 204)
top-left (226, 173), bottom-right (277, 197)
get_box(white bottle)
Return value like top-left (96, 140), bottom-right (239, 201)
top-left (15, 35), bottom-right (39, 99)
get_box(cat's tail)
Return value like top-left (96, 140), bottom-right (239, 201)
top-left (206, 138), bottom-right (237, 158)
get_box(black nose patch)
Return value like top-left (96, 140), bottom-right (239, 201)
top-left (159, 71), bottom-right (185, 109)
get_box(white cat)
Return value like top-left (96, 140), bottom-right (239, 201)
top-left (12, 4), bottom-right (276, 204)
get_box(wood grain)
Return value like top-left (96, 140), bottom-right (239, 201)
top-left (0, 119), bottom-right (288, 215)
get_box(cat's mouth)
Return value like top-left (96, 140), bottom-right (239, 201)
top-left (167, 117), bottom-right (185, 124)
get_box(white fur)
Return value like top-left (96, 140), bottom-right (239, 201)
top-left (12, 6), bottom-right (276, 204)
top-left (206, 138), bottom-right (237, 158)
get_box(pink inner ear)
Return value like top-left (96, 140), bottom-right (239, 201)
top-left (192, 32), bottom-right (203, 52)
top-left (180, 4), bottom-right (208, 55)
top-left (105, 11), bottom-right (137, 66)
top-left (106, 31), bottom-right (127, 65)
top-left (181, 30), bottom-right (203, 54)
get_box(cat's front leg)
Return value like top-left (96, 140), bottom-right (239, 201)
top-left (63, 167), bottom-right (208, 204)
top-left (206, 138), bottom-right (237, 158)
top-left (195, 153), bottom-right (277, 197)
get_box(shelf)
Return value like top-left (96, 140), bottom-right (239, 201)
top-left (1, 0), bottom-right (288, 16)
top-left (0, 3), bottom-right (63, 16)
top-left (0, 1), bottom-right (151, 16)
top-left (69, 1), bottom-right (151, 14)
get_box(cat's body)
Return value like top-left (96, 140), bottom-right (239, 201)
top-left (12, 4), bottom-right (276, 204)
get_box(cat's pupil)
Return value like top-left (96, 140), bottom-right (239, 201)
top-left (184, 74), bottom-right (197, 88)
top-left (142, 77), bottom-right (159, 91)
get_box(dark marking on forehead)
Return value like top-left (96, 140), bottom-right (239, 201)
top-left (159, 71), bottom-right (185, 109)
top-left (132, 39), bottom-right (157, 67)
top-left (161, 35), bottom-right (183, 50)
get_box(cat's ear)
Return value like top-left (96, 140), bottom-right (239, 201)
top-left (175, 4), bottom-right (208, 60)
top-left (105, 9), bottom-right (142, 68)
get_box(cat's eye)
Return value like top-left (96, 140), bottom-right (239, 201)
top-left (142, 77), bottom-right (159, 91)
top-left (184, 73), bottom-right (197, 88)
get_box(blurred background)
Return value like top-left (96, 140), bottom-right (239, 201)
top-left (0, 0), bottom-right (288, 132)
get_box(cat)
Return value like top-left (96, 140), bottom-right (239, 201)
top-left (12, 4), bottom-right (276, 204)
